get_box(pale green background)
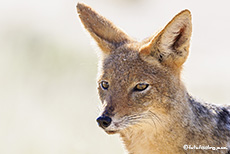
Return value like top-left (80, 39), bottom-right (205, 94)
top-left (0, 0), bottom-right (230, 154)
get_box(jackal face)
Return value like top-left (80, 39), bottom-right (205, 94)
top-left (77, 3), bottom-right (192, 134)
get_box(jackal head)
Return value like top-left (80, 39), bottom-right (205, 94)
top-left (77, 3), bottom-right (192, 134)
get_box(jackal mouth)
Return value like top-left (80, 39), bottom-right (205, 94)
top-left (103, 122), bottom-right (122, 134)
top-left (105, 130), bottom-right (119, 134)
top-left (98, 112), bottom-right (151, 134)
top-left (103, 117), bottom-right (139, 134)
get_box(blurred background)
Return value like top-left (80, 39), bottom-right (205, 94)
top-left (0, 0), bottom-right (230, 153)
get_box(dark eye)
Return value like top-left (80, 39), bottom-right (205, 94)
top-left (100, 81), bottom-right (109, 90)
top-left (134, 83), bottom-right (149, 91)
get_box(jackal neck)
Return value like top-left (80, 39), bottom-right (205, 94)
top-left (119, 93), bottom-right (192, 154)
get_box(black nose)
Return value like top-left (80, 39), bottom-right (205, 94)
top-left (96, 116), bottom-right (112, 129)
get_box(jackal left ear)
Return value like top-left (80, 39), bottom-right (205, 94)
top-left (77, 3), bottom-right (132, 54)
top-left (140, 10), bottom-right (192, 69)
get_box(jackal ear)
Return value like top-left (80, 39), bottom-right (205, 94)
top-left (140, 10), bottom-right (192, 69)
top-left (77, 3), bottom-right (132, 54)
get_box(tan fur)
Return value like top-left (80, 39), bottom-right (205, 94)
top-left (77, 3), bottom-right (230, 154)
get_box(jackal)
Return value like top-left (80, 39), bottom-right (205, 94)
top-left (77, 3), bottom-right (230, 154)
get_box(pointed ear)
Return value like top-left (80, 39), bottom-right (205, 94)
top-left (140, 10), bottom-right (192, 69)
top-left (77, 3), bottom-right (132, 53)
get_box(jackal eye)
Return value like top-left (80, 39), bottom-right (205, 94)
top-left (100, 81), bottom-right (109, 90)
top-left (134, 83), bottom-right (149, 91)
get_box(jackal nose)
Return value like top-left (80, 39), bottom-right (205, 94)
top-left (96, 116), bottom-right (112, 129)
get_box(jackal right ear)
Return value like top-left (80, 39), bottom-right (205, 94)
top-left (140, 10), bottom-right (192, 69)
top-left (77, 3), bottom-right (132, 54)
